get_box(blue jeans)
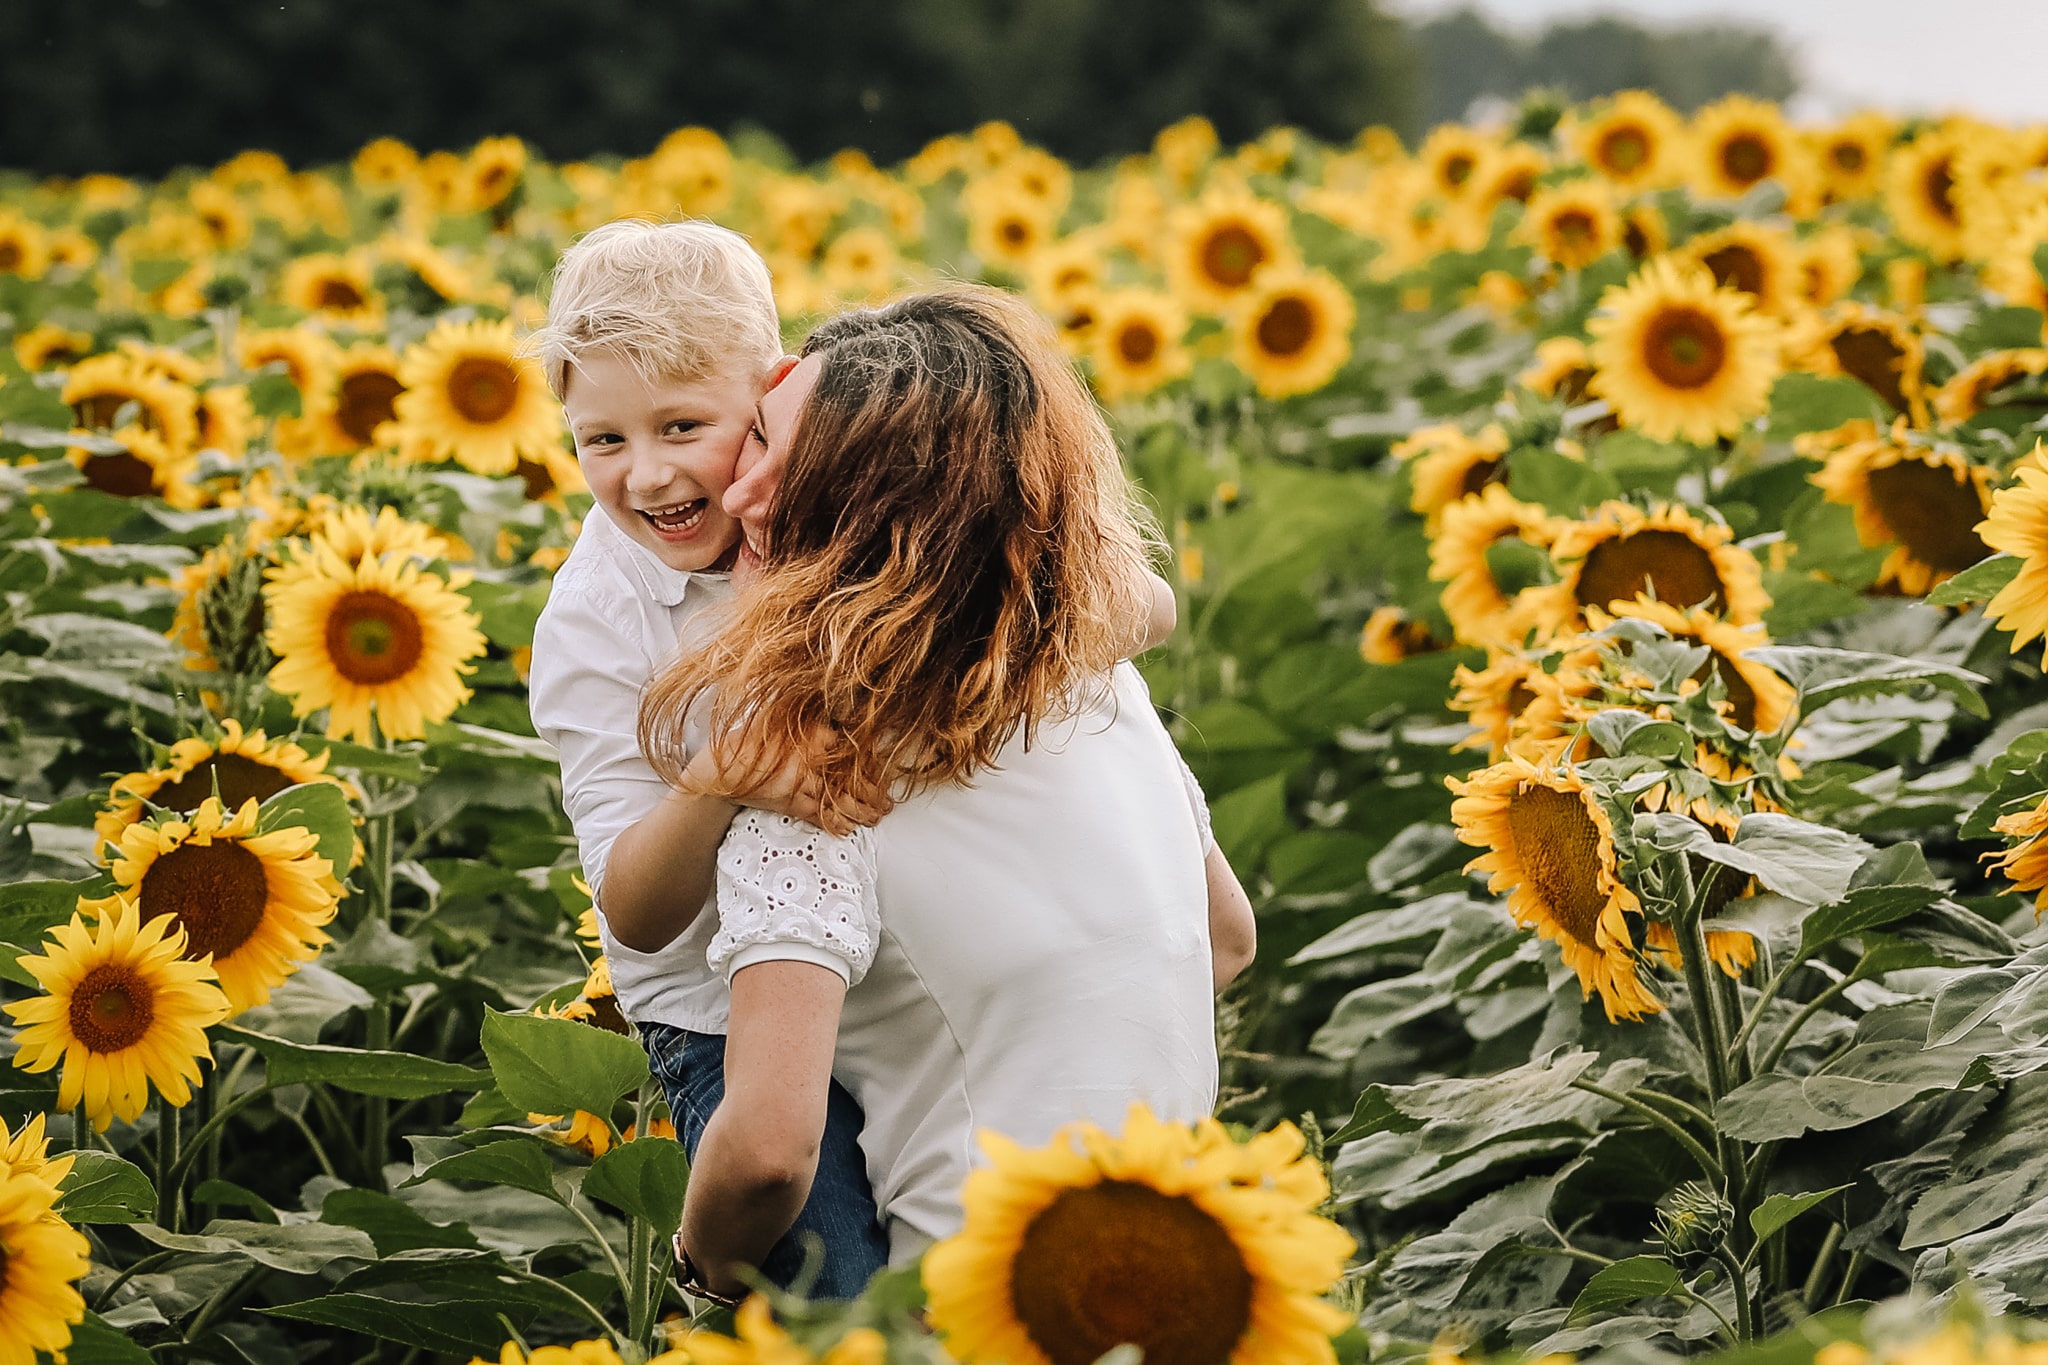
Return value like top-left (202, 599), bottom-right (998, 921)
top-left (639, 1021), bottom-right (888, 1300)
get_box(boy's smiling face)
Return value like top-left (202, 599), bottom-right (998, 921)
top-left (563, 349), bottom-right (785, 573)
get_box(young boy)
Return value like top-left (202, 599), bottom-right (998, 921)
top-left (526, 218), bottom-right (891, 1297)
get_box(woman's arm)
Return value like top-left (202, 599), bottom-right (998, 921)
top-left (679, 960), bottom-right (846, 1297)
top-left (1120, 568), bottom-right (1178, 657)
top-left (1206, 842), bottom-right (1257, 992)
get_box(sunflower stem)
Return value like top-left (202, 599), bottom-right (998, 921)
top-left (1727, 960), bottom-right (1797, 1066)
top-left (1801, 1221), bottom-right (1845, 1308)
top-left (156, 1098), bottom-right (184, 1234)
top-left (1757, 974), bottom-right (1853, 1077)
top-left (1710, 1247), bottom-right (1754, 1342)
top-left (1570, 1079), bottom-right (1723, 1182)
top-left (1675, 864), bottom-right (1733, 1102)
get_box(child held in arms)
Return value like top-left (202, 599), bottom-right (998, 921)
top-left (525, 218), bottom-right (1185, 1298)
top-left (526, 218), bottom-right (890, 1296)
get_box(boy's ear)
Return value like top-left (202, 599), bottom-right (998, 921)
top-left (764, 355), bottom-right (801, 389)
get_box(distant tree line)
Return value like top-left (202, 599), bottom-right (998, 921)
top-left (0, 0), bottom-right (1797, 177)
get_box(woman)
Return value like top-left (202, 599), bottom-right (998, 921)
top-left (638, 287), bottom-right (1257, 1297)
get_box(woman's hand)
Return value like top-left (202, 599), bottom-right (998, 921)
top-left (680, 733), bottom-right (894, 831)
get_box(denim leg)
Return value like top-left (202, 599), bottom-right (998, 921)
top-left (641, 1022), bottom-right (889, 1299)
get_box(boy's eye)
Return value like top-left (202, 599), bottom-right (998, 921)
top-left (579, 433), bottom-right (620, 449)
top-left (665, 419), bottom-right (701, 437)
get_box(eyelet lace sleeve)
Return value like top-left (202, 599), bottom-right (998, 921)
top-left (1174, 748), bottom-right (1215, 854)
top-left (708, 811), bottom-right (881, 985)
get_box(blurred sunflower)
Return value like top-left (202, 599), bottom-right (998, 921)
top-left (265, 543), bottom-right (488, 742)
top-left (1811, 424), bottom-right (1993, 596)
top-left (239, 326), bottom-right (342, 398)
top-left (1687, 95), bottom-right (1803, 200)
top-left (1026, 234), bottom-right (1108, 317)
top-left (1519, 180), bottom-right (1622, 270)
top-left (1418, 125), bottom-right (1496, 201)
top-left (187, 179), bottom-right (251, 250)
top-left (1449, 752), bottom-right (1660, 1020)
top-left (1592, 598), bottom-right (1793, 735)
top-left (1518, 337), bottom-right (1596, 405)
top-left (1622, 204), bottom-right (1670, 261)
top-left (0, 210), bottom-right (52, 280)
top-left (1989, 796), bottom-right (2048, 914)
top-left (1088, 289), bottom-right (1191, 403)
top-left (1230, 268), bottom-right (1355, 399)
top-left (1934, 349), bottom-right (2048, 426)
top-left (1451, 650), bottom-right (1570, 759)
top-left (0, 1113), bottom-right (72, 1189)
top-left (1790, 303), bottom-right (1926, 420)
top-left (85, 796), bottom-right (343, 1016)
top-left (312, 343), bottom-right (407, 453)
top-left (1167, 190), bottom-right (1295, 312)
top-left (0, 1167), bottom-right (92, 1363)
top-left (7, 901), bottom-right (231, 1131)
top-left (965, 177), bottom-right (1057, 273)
top-left (1809, 113), bottom-right (1895, 202)
top-left (1887, 127), bottom-right (1971, 261)
top-left (1359, 606), bottom-right (1447, 664)
top-left (64, 351), bottom-right (200, 452)
top-left (1429, 484), bottom-right (1562, 646)
top-left (1396, 422), bottom-right (1512, 525)
top-left (1794, 226), bottom-right (1864, 309)
top-left (647, 127), bottom-right (736, 217)
top-left (1586, 256), bottom-right (1781, 445)
top-left (281, 251), bottom-right (382, 324)
top-left (1540, 500), bottom-right (1770, 632)
top-left (12, 322), bottom-right (92, 372)
top-left (353, 136), bottom-right (420, 192)
top-left (1472, 141), bottom-right (1550, 214)
top-left (378, 234), bottom-right (486, 306)
top-left (1154, 115), bottom-right (1221, 186)
top-left (819, 227), bottom-right (901, 303)
top-left (96, 719), bottom-right (355, 852)
top-left (388, 318), bottom-right (561, 475)
top-left (196, 385), bottom-right (257, 458)
top-left (925, 1105), bottom-right (1353, 1365)
top-left (1684, 220), bottom-right (1801, 317)
top-left (464, 135), bottom-right (528, 212)
top-left (1977, 445), bottom-right (2048, 664)
top-left (1565, 90), bottom-right (1682, 192)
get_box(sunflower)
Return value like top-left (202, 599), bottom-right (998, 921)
top-left (1591, 598), bottom-right (1793, 735)
top-left (0, 1169), bottom-right (92, 1365)
top-left (1154, 115), bottom-right (1221, 186)
top-left (1935, 349), bottom-right (2048, 426)
top-left (646, 127), bottom-right (737, 217)
top-left (1430, 484), bottom-right (1562, 646)
top-left (1586, 256), bottom-right (1782, 446)
top-left (7, 901), bottom-right (231, 1131)
top-left (1687, 95), bottom-right (1803, 201)
top-left (1795, 226), bottom-right (1864, 309)
top-left (673, 1297), bottom-right (885, 1365)
top-left (0, 210), bottom-right (51, 280)
top-left (353, 136), bottom-right (419, 191)
top-left (281, 251), bottom-right (382, 323)
top-left (1088, 290), bottom-right (1191, 403)
top-left (387, 318), bottom-right (562, 476)
top-left (1519, 181), bottom-right (1622, 271)
top-left (1565, 91), bottom-right (1682, 192)
top-left (1518, 337), bottom-right (1596, 405)
top-left (1538, 501), bottom-right (1771, 634)
top-left (1810, 424), bottom-right (1992, 596)
top-left (1622, 204), bottom-right (1670, 262)
top-left (187, 180), bottom-right (251, 251)
top-left (1419, 125), bottom-right (1497, 201)
top-left (0, 1114), bottom-right (72, 1190)
top-left (196, 384), bottom-right (256, 458)
top-left (925, 1104), bottom-right (1353, 1365)
top-left (1230, 268), bottom-right (1355, 399)
top-left (1360, 606), bottom-right (1447, 664)
top-left (1788, 303), bottom-right (1926, 420)
top-left (239, 326), bottom-right (342, 398)
top-left (1167, 190), bottom-right (1296, 313)
top-left (1026, 234), bottom-right (1108, 315)
top-left (84, 797), bottom-right (342, 1016)
top-left (1887, 128), bottom-right (1971, 261)
top-left (1450, 651), bottom-right (1569, 758)
top-left (1449, 753), bottom-right (1660, 1020)
top-left (464, 136), bottom-right (528, 212)
top-left (309, 344), bottom-right (408, 453)
top-left (1396, 422), bottom-right (1512, 525)
top-left (1472, 141), bottom-right (1550, 214)
top-left (378, 234), bottom-right (487, 305)
top-left (1977, 446), bottom-right (2048, 664)
top-left (819, 227), bottom-right (902, 303)
top-left (965, 178), bottom-right (1058, 274)
top-left (264, 542), bottom-right (488, 742)
top-left (95, 719), bottom-right (357, 851)
top-left (1809, 113), bottom-right (1895, 202)
top-left (1988, 797), bottom-right (2048, 915)
top-left (47, 227), bottom-right (98, 273)
top-left (529, 1110), bottom-right (615, 1160)
top-left (1684, 221), bottom-right (1801, 318)
top-left (514, 443), bottom-right (589, 507)
top-left (12, 322), bottom-right (92, 372)
top-left (69, 427), bottom-right (203, 507)
top-left (1639, 796), bottom-right (1761, 982)
top-left (63, 351), bottom-right (200, 454)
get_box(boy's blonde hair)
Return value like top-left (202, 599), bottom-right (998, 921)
top-left (532, 217), bottom-right (782, 398)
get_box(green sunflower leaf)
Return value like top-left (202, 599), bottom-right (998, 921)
top-left (1926, 553), bottom-right (2021, 607)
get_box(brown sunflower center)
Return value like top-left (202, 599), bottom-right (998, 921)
top-left (317, 278), bottom-right (367, 311)
top-left (1255, 296), bottom-right (1317, 358)
top-left (0, 241), bottom-right (21, 272)
top-left (1830, 326), bottom-right (1910, 413)
top-left (1576, 529), bottom-right (1727, 614)
top-left (324, 589), bottom-right (426, 684)
top-left (1199, 225), bottom-right (1266, 290)
top-left (1924, 158), bottom-right (1959, 224)
top-left (77, 444), bottom-right (157, 498)
top-left (517, 456), bottom-right (557, 501)
top-left (1009, 1180), bottom-right (1253, 1365)
top-left (1441, 153), bottom-right (1476, 189)
top-left (1497, 170), bottom-right (1538, 204)
top-left (140, 839), bottom-right (270, 962)
top-left (1719, 133), bottom-right (1774, 186)
top-left (447, 356), bottom-right (520, 425)
top-left (1694, 650), bottom-right (1759, 730)
top-left (1506, 679), bottom-right (1538, 717)
top-left (1700, 244), bottom-right (1765, 300)
top-left (151, 753), bottom-right (300, 814)
top-left (999, 217), bottom-right (1031, 248)
top-left (1505, 783), bottom-right (1609, 948)
top-left (1623, 218), bottom-right (1655, 260)
top-left (1599, 126), bottom-right (1649, 175)
top-left (1865, 457), bottom-right (1990, 576)
top-left (68, 964), bottom-right (156, 1054)
top-left (1831, 141), bottom-right (1867, 173)
top-left (1554, 210), bottom-right (1597, 251)
top-left (74, 392), bottom-right (147, 430)
top-left (1460, 457), bottom-right (1504, 498)
top-left (336, 370), bottom-right (405, 445)
top-left (1642, 306), bottom-right (1730, 390)
top-left (1118, 321), bottom-right (1161, 366)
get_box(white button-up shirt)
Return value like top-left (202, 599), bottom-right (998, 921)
top-left (527, 507), bottom-right (734, 1033)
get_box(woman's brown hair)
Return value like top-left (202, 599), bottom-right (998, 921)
top-left (637, 285), bottom-right (1159, 831)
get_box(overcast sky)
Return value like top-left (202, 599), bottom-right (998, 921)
top-left (1393, 0), bottom-right (2048, 123)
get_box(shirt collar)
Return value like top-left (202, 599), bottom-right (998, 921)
top-left (595, 505), bottom-right (714, 608)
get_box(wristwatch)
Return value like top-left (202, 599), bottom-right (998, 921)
top-left (672, 1233), bottom-right (747, 1309)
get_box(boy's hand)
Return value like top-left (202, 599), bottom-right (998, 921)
top-left (679, 736), bottom-right (893, 832)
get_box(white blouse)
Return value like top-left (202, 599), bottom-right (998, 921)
top-left (710, 663), bottom-right (1220, 1263)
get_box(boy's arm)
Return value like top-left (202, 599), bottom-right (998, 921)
top-left (598, 790), bottom-right (739, 953)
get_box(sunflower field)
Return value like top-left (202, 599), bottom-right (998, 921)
top-left (8, 89), bottom-right (2048, 1365)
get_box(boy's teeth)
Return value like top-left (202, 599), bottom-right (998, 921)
top-left (643, 500), bottom-right (707, 531)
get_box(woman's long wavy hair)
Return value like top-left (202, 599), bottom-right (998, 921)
top-left (638, 286), bottom-right (1160, 831)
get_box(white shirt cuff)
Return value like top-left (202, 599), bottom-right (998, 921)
top-left (725, 941), bottom-right (855, 986)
